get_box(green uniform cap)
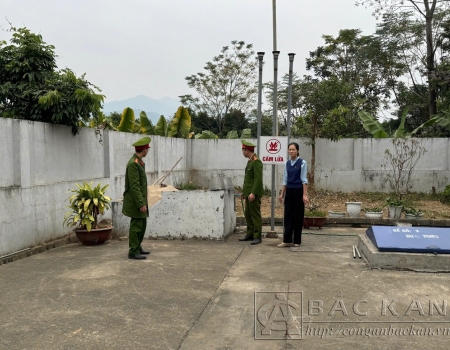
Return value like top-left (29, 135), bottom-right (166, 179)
top-left (241, 139), bottom-right (256, 147)
top-left (132, 137), bottom-right (151, 147)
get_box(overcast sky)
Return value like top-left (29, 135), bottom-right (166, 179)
top-left (1, 0), bottom-right (377, 103)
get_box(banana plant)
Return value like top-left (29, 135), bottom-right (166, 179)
top-left (195, 130), bottom-right (218, 139)
top-left (358, 109), bottom-right (407, 138)
top-left (226, 128), bottom-right (251, 139)
top-left (116, 106), bottom-right (220, 139)
top-left (410, 113), bottom-right (450, 135)
top-left (79, 112), bottom-right (116, 130)
top-left (226, 130), bottom-right (239, 139)
top-left (168, 106), bottom-right (192, 138)
top-left (89, 112), bottom-right (116, 130)
top-left (155, 115), bottom-right (168, 136)
top-left (359, 108), bottom-right (450, 138)
top-left (138, 111), bottom-right (155, 135)
top-left (117, 107), bottom-right (135, 133)
top-left (240, 128), bottom-right (252, 139)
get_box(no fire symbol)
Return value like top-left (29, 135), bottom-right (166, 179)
top-left (266, 139), bottom-right (281, 154)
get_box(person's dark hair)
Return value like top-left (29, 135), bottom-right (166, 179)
top-left (288, 142), bottom-right (299, 157)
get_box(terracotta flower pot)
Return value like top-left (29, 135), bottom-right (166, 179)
top-left (303, 217), bottom-right (326, 229)
top-left (74, 227), bottom-right (113, 246)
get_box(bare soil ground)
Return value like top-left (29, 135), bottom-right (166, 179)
top-left (235, 191), bottom-right (450, 219)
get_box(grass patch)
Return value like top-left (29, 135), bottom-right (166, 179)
top-left (175, 182), bottom-right (202, 191)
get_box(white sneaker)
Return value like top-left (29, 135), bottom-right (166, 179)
top-left (277, 242), bottom-right (294, 247)
top-left (294, 244), bottom-right (300, 247)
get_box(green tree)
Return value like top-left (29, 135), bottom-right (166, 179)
top-left (0, 26), bottom-right (104, 134)
top-left (356, 0), bottom-right (450, 117)
top-left (305, 29), bottom-right (405, 114)
top-left (179, 40), bottom-right (258, 135)
top-left (263, 73), bottom-right (303, 132)
top-left (264, 29), bottom-right (395, 186)
top-left (190, 110), bottom-right (218, 135)
top-left (248, 112), bottom-right (273, 138)
top-left (108, 111), bottom-right (122, 127)
top-left (222, 109), bottom-right (249, 137)
top-left (292, 77), bottom-right (369, 186)
top-left (389, 83), bottom-right (430, 134)
top-left (265, 29), bottom-right (404, 138)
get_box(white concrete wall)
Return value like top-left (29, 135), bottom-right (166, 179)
top-left (0, 117), bottom-right (449, 256)
top-left (0, 119), bottom-right (14, 187)
top-left (111, 189), bottom-right (235, 240)
top-left (189, 138), bottom-right (281, 191)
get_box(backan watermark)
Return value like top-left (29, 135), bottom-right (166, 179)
top-left (254, 291), bottom-right (450, 340)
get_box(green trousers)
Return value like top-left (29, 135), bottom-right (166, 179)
top-left (129, 217), bottom-right (147, 255)
top-left (244, 196), bottom-right (262, 239)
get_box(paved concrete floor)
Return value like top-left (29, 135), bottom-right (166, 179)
top-left (1, 226), bottom-right (450, 349)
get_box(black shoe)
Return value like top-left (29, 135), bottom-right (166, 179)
top-left (250, 238), bottom-right (262, 245)
top-left (139, 248), bottom-right (150, 255)
top-left (128, 254), bottom-right (147, 260)
top-left (239, 235), bottom-right (254, 241)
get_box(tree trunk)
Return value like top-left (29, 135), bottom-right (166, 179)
top-left (309, 140), bottom-right (316, 189)
top-left (217, 116), bottom-right (223, 135)
top-left (425, 0), bottom-right (437, 116)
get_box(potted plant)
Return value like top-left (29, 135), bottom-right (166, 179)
top-left (404, 207), bottom-right (424, 219)
top-left (363, 207), bottom-right (383, 219)
top-left (63, 182), bottom-right (113, 245)
top-left (346, 201), bottom-right (362, 218)
top-left (385, 197), bottom-right (403, 219)
top-left (328, 210), bottom-right (346, 218)
top-left (304, 206), bottom-right (327, 229)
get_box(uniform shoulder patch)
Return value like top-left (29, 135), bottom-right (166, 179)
top-left (134, 158), bottom-right (139, 164)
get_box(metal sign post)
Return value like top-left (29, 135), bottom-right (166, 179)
top-left (257, 52), bottom-right (265, 152)
top-left (268, 50), bottom-right (280, 237)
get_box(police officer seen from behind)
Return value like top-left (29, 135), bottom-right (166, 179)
top-left (239, 140), bottom-right (264, 245)
top-left (122, 137), bottom-right (151, 259)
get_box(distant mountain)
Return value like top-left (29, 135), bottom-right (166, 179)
top-left (102, 95), bottom-right (181, 123)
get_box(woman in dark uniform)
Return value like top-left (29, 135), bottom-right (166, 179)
top-left (278, 142), bottom-right (309, 247)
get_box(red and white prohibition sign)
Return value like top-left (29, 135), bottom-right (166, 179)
top-left (259, 136), bottom-right (288, 164)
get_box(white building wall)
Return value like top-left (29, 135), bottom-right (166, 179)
top-left (0, 118), bottom-right (15, 187)
top-left (0, 118), bottom-right (449, 256)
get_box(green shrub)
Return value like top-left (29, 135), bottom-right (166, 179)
top-left (63, 182), bottom-right (111, 232)
top-left (175, 182), bottom-right (202, 190)
top-left (363, 207), bottom-right (383, 213)
top-left (440, 185), bottom-right (450, 204)
top-left (305, 210), bottom-right (327, 217)
top-left (385, 197), bottom-right (403, 207)
top-left (404, 207), bottom-right (423, 216)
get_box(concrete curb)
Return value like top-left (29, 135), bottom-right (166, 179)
top-left (358, 234), bottom-right (450, 272)
top-left (237, 216), bottom-right (450, 227)
top-left (0, 233), bottom-right (79, 266)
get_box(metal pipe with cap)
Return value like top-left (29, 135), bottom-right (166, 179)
top-left (256, 52), bottom-right (265, 152)
top-left (287, 53), bottom-right (295, 147)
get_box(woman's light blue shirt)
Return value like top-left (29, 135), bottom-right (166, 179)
top-left (282, 157), bottom-right (308, 186)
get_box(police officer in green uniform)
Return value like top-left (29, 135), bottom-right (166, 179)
top-left (122, 137), bottom-right (151, 259)
top-left (239, 140), bottom-right (264, 245)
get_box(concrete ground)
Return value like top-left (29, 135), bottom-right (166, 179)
top-left (1, 226), bottom-right (450, 350)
